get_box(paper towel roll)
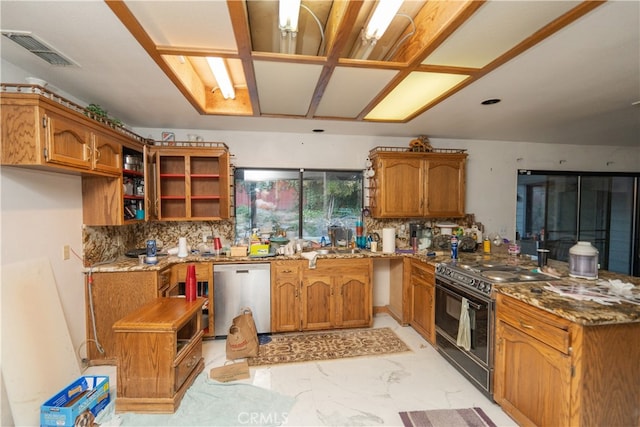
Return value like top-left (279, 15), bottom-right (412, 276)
top-left (382, 228), bottom-right (396, 254)
top-left (178, 237), bottom-right (188, 258)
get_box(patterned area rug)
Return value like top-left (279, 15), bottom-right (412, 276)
top-left (399, 407), bottom-right (497, 427)
top-left (247, 327), bottom-right (411, 366)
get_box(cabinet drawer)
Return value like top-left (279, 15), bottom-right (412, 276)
top-left (174, 338), bottom-right (202, 392)
top-left (496, 294), bottom-right (571, 354)
top-left (411, 262), bottom-right (434, 282)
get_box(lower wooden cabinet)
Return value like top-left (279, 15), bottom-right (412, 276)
top-left (271, 260), bottom-right (302, 332)
top-left (408, 259), bottom-right (435, 344)
top-left (271, 258), bottom-right (373, 332)
top-left (169, 262), bottom-right (214, 338)
top-left (114, 297), bottom-right (205, 413)
top-left (85, 270), bottom-right (162, 364)
top-left (494, 293), bottom-right (640, 427)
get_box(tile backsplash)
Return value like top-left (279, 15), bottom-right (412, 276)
top-left (83, 214), bottom-right (480, 267)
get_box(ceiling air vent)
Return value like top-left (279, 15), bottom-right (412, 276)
top-left (2, 31), bottom-right (76, 66)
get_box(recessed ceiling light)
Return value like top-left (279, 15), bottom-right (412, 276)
top-left (481, 98), bottom-right (501, 105)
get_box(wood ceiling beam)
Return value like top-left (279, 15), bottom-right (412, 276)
top-left (353, 0), bottom-right (483, 121)
top-left (390, 0), bottom-right (485, 65)
top-left (307, 0), bottom-right (364, 118)
top-left (104, 0), bottom-right (207, 115)
top-left (226, 0), bottom-right (261, 117)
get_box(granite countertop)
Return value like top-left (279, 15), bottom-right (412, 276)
top-left (87, 249), bottom-right (639, 326)
top-left (493, 264), bottom-right (640, 326)
top-left (86, 248), bottom-right (414, 273)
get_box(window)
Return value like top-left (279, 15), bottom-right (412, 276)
top-left (516, 170), bottom-right (640, 276)
top-left (234, 168), bottom-right (363, 243)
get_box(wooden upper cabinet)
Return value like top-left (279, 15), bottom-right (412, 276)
top-left (43, 107), bottom-right (93, 170)
top-left (91, 128), bottom-right (123, 175)
top-left (153, 147), bottom-right (231, 221)
top-left (1, 92), bottom-right (124, 177)
top-left (374, 156), bottom-right (423, 217)
top-left (368, 148), bottom-right (467, 218)
top-left (424, 157), bottom-right (466, 217)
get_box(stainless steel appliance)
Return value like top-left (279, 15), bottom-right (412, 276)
top-left (213, 263), bottom-right (271, 337)
top-left (434, 260), bottom-right (557, 399)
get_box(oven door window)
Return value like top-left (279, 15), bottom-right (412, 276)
top-left (435, 281), bottom-right (490, 365)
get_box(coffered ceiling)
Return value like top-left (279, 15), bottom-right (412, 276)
top-left (1, 1), bottom-right (639, 146)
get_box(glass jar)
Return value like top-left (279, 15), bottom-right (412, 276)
top-left (569, 241), bottom-right (598, 279)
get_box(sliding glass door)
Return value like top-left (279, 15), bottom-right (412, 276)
top-left (517, 171), bottom-right (639, 276)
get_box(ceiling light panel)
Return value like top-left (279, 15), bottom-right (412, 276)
top-left (189, 57), bottom-right (246, 90)
top-left (422, 1), bottom-right (577, 68)
top-left (366, 72), bottom-right (469, 121)
top-left (316, 66), bottom-right (399, 118)
top-left (253, 61), bottom-right (323, 116)
top-left (124, 1), bottom-right (237, 51)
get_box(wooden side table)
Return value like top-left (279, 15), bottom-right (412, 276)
top-left (113, 297), bottom-right (205, 413)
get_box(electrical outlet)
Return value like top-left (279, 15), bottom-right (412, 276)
top-left (63, 245), bottom-right (70, 260)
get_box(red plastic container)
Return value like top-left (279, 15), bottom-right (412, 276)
top-left (185, 264), bottom-right (197, 301)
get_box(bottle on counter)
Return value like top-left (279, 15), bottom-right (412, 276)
top-left (145, 239), bottom-right (158, 264)
top-left (483, 237), bottom-right (491, 254)
top-left (451, 235), bottom-right (458, 259)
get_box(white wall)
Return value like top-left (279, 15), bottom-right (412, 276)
top-left (0, 168), bottom-right (85, 346)
top-left (140, 127), bottom-right (640, 240)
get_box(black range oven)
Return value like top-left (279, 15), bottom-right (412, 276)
top-left (435, 264), bottom-right (494, 398)
top-left (434, 260), bottom-right (557, 399)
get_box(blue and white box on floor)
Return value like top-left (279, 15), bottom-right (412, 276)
top-left (40, 375), bottom-right (110, 427)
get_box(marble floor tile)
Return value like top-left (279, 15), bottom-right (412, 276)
top-left (87, 314), bottom-right (517, 426)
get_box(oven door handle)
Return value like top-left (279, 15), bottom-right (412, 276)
top-left (438, 284), bottom-right (484, 310)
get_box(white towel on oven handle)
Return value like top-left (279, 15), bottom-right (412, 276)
top-left (456, 297), bottom-right (471, 351)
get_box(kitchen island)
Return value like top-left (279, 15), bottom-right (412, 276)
top-left (493, 271), bottom-right (639, 426)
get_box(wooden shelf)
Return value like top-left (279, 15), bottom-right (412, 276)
top-left (154, 147), bottom-right (230, 221)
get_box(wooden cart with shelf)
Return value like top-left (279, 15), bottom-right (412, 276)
top-left (113, 297), bottom-right (205, 414)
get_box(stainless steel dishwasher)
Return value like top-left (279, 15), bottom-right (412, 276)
top-left (213, 263), bottom-right (271, 337)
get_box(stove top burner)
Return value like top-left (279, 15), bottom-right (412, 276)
top-left (436, 260), bottom-right (558, 296)
top-left (482, 271), bottom-right (518, 281)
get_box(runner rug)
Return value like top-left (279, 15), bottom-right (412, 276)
top-left (399, 407), bottom-right (498, 427)
top-left (247, 327), bottom-right (411, 366)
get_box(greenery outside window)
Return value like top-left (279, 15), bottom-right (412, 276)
top-left (234, 168), bottom-right (363, 242)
